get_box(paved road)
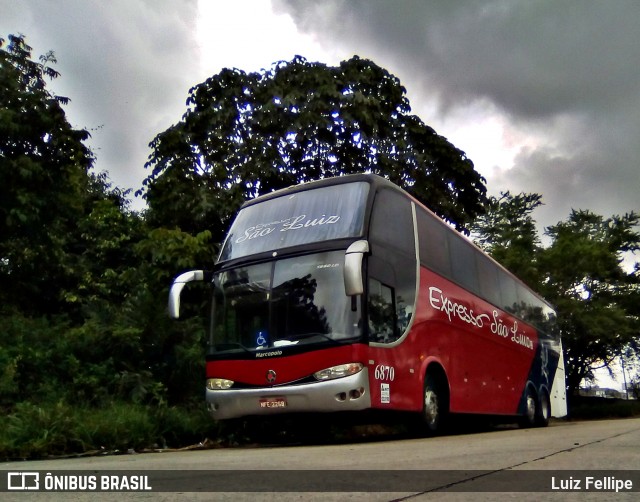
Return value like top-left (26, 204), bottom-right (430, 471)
top-left (2, 417), bottom-right (640, 501)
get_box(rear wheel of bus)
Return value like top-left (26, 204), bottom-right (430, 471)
top-left (519, 386), bottom-right (538, 428)
top-left (536, 389), bottom-right (551, 427)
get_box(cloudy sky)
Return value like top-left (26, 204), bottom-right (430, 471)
top-left (3, 0), bottom-right (639, 234)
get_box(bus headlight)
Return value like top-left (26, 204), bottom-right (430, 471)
top-left (313, 363), bottom-right (364, 381)
top-left (206, 378), bottom-right (234, 390)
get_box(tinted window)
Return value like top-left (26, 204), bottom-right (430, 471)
top-left (220, 182), bottom-right (370, 261)
top-left (417, 209), bottom-right (451, 277)
top-left (449, 234), bottom-right (479, 294)
top-left (476, 252), bottom-right (502, 307)
top-left (499, 270), bottom-right (519, 315)
top-left (518, 286), bottom-right (546, 327)
top-left (415, 205), bottom-right (557, 338)
top-left (368, 278), bottom-right (396, 343)
top-left (211, 251), bottom-right (362, 353)
top-left (370, 189), bottom-right (415, 254)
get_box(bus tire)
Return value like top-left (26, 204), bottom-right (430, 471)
top-left (519, 386), bottom-right (537, 428)
top-left (536, 390), bottom-right (551, 427)
top-left (421, 373), bottom-right (447, 435)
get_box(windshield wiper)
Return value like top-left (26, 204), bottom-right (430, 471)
top-left (283, 332), bottom-right (341, 345)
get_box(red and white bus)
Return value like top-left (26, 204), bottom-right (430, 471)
top-left (169, 174), bottom-right (566, 432)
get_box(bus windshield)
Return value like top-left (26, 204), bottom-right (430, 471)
top-left (219, 182), bottom-right (369, 262)
top-left (211, 251), bottom-right (362, 353)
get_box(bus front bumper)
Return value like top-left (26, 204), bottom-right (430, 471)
top-left (206, 370), bottom-right (371, 420)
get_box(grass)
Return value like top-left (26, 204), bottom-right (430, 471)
top-left (568, 396), bottom-right (640, 420)
top-left (2, 396), bottom-right (639, 459)
top-left (0, 400), bottom-right (217, 460)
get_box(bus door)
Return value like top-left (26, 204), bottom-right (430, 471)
top-left (366, 188), bottom-right (419, 411)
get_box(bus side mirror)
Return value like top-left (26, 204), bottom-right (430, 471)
top-left (344, 240), bottom-right (369, 297)
top-left (168, 270), bottom-right (206, 319)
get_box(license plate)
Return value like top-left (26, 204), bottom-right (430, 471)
top-left (259, 397), bottom-right (287, 409)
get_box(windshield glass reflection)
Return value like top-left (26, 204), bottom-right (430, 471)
top-left (211, 252), bottom-right (361, 353)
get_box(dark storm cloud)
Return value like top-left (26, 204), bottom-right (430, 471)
top-left (3, 1), bottom-right (639, 225)
top-left (275, 0), bottom-right (640, 227)
top-left (275, 0), bottom-right (640, 118)
top-left (1, 0), bottom-right (200, 203)
top-left (496, 103), bottom-right (640, 229)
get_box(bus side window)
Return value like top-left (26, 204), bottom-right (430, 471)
top-left (368, 278), bottom-right (396, 343)
top-left (448, 232), bottom-right (480, 295)
top-left (476, 252), bottom-right (502, 308)
top-left (499, 269), bottom-right (520, 316)
top-left (416, 209), bottom-right (451, 278)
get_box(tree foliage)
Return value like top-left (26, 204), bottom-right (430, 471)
top-left (1, 35), bottom-right (215, 458)
top-left (540, 210), bottom-right (640, 395)
top-left (140, 56), bottom-right (487, 240)
top-left (473, 193), bottom-right (640, 399)
top-left (0, 34), bottom-right (94, 315)
top-left (471, 191), bottom-right (544, 289)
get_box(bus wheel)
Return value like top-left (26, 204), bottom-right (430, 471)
top-left (519, 387), bottom-right (537, 428)
top-left (536, 391), bottom-right (551, 427)
top-left (422, 373), bottom-right (446, 434)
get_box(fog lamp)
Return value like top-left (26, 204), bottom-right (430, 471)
top-left (206, 378), bottom-right (234, 390)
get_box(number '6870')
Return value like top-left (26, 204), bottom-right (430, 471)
top-left (374, 364), bottom-right (395, 381)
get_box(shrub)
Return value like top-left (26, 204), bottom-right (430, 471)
top-left (0, 401), bottom-right (217, 460)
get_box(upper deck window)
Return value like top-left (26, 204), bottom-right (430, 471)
top-left (219, 181), bottom-right (370, 261)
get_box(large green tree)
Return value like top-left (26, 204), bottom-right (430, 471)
top-left (140, 56), bottom-right (487, 242)
top-left (0, 33), bottom-right (212, 413)
top-left (0, 34), bottom-right (223, 459)
top-left (473, 193), bottom-right (640, 399)
top-left (471, 191), bottom-right (544, 289)
top-left (0, 34), bottom-right (93, 316)
top-left (540, 210), bottom-right (640, 396)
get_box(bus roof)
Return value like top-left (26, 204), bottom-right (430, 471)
top-left (234, 172), bottom-right (554, 312)
top-left (239, 173), bottom-right (401, 209)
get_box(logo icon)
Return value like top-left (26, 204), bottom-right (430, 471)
top-left (266, 370), bottom-right (277, 384)
top-left (8, 472), bottom-right (40, 490)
